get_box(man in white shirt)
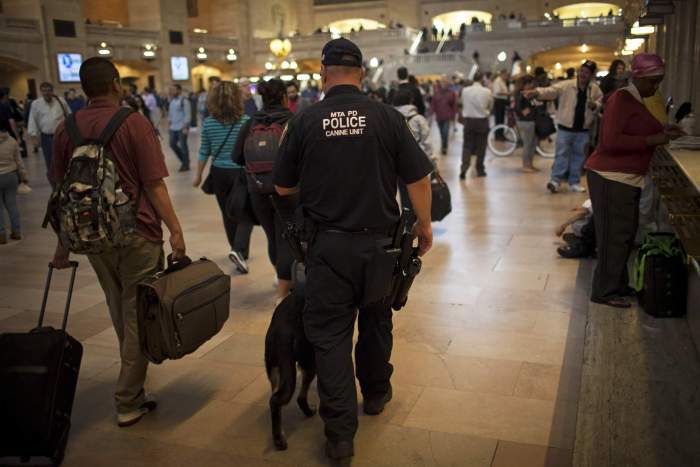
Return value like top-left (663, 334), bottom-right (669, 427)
top-left (142, 87), bottom-right (160, 128)
top-left (27, 82), bottom-right (70, 181)
top-left (460, 72), bottom-right (493, 178)
top-left (492, 69), bottom-right (510, 140)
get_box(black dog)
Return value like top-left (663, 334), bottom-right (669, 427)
top-left (264, 286), bottom-right (316, 450)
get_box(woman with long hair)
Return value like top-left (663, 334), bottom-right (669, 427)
top-left (121, 94), bottom-right (151, 122)
top-left (193, 81), bottom-right (253, 273)
top-left (233, 79), bottom-right (296, 301)
top-left (600, 59), bottom-right (628, 99)
top-left (514, 75), bottom-right (540, 172)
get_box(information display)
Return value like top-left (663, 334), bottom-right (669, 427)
top-left (171, 56), bottom-right (189, 81)
top-left (57, 53), bottom-right (82, 83)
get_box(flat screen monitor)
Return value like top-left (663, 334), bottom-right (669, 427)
top-left (57, 53), bottom-right (82, 83)
top-left (171, 56), bottom-right (189, 81)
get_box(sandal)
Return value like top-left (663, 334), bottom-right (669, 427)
top-left (591, 296), bottom-right (631, 308)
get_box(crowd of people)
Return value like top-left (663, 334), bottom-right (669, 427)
top-left (0, 31), bottom-right (685, 460)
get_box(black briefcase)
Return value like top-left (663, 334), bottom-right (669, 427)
top-left (0, 262), bottom-right (83, 466)
top-left (431, 172), bottom-right (452, 222)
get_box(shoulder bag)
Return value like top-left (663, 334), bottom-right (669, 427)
top-left (201, 122), bottom-right (237, 195)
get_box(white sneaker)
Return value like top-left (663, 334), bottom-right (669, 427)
top-left (117, 399), bottom-right (158, 427)
top-left (570, 184), bottom-right (587, 193)
top-left (546, 180), bottom-right (560, 193)
top-left (228, 250), bottom-right (249, 274)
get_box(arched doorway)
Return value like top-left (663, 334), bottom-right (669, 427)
top-left (0, 56), bottom-right (39, 100)
top-left (553, 3), bottom-right (622, 19)
top-left (191, 64), bottom-right (224, 92)
top-left (528, 44), bottom-right (617, 77)
top-left (113, 61), bottom-right (159, 93)
top-left (432, 10), bottom-right (493, 33)
top-left (326, 18), bottom-right (386, 36)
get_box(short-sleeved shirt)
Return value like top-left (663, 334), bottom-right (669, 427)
top-left (198, 115), bottom-right (249, 169)
top-left (273, 84), bottom-right (433, 232)
top-left (52, 99), bottom-right (169, 243)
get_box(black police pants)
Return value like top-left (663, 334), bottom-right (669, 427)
top-left (303, 231), bottom-right (394, 442)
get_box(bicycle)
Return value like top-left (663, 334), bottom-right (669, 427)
top-left (487, 108), bottom-right (556, 158)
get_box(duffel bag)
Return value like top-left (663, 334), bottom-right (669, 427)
top-left (431, 172), bottom-right (452, 222)
top-left (137, 255), bottom-right (230, 363)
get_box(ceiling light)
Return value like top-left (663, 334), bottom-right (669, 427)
top-left (280, 75), bottom-right (294, 81)
top-left (312, 73), bottom-right (321, 80)
top-left (625, 37), bottom-right (645, 51)
top-left (97, 42), bottom-right (111, 56)
top-left (555, 62), bottom-right (562, 70)
top-left (281, 60), bottom-right (290, 69)
top-left (265, 61), bottom-right (274, 70)
top-left (497, 51), bottom-right (507, 62)
top-left (290, 60), bottom-right (298, 69)
top-left (193, 28), bottom-right (208, 34)
top-left (269, 38), bottom-right (292, 59)
top-left (196, 47), bottom-right (207, 60)
top-left (580, 43), bottom-right (589, 53)
top-left (297, 73), bottom-right (311, 80)
top-left (621, 49), bottom-right (633, 55)
top-left (249, 77), bottom-right (260, 83)
top-left (369, 57), bottom-right (379, 68)
top-left (631, 21), bottom-right (655, 35)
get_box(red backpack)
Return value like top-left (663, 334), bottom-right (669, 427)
top-left (243, 122), bottom-right (285, 194)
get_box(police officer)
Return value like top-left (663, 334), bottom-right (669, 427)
top-left (273, 38), bottom-right (434, 461)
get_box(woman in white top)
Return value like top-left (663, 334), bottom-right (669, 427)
top-left (0, 128), bottom-right (28, 243)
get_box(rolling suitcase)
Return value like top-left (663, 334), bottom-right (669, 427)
top-left (137, 255), bottom-right (230, 364)
top-left (0, 262), bottom-right (83, 466)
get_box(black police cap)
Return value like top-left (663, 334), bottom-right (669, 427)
top-left (321, 38), bottom-right (363, 68)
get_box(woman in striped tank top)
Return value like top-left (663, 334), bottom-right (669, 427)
top-left (193, 81), bottom-right (253, 273)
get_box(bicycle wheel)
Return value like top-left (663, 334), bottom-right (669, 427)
top-left (536, 131), bottom-right (556, 158)
top-left (487, 124), bottom-right (518, 157)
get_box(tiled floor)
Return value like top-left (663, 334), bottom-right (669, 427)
top-left (0, 121), bottom-right (590, 466)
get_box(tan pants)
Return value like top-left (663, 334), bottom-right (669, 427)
top-left (88, 235), bottom-right (163, 414)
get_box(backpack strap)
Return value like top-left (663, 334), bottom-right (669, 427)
top-left (65, 112), bottom-right (85, 147)
top-left (98, 107), bottom-right (134, 146)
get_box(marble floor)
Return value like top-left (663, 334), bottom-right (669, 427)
top-left (0, 121), bottom-right (590, 467)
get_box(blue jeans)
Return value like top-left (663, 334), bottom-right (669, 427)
top-left (551, 129), bottom-right (589, 185)
top-left (169, 129), bottom-right (189, 168)
top-left (0, 172), bottom-right (20, 235)
top-left (437, 119), bottom-right (450, 151)
top-left (40, 133), bottom-right (54, 181)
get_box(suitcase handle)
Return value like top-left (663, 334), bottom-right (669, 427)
top-left (38, 261), bottom-right (79, 331)
top-left (164, 254), bottom-right (192, 275)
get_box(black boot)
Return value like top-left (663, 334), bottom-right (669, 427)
top-left (326, 439), bottom-right (354, 460)
top-left (363, 385), bottom-right (392, 415)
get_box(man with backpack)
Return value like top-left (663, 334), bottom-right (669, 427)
top-left (168, 84), bottom-right (191, 172)
top-left (49, 57), bottom-right (186, 427)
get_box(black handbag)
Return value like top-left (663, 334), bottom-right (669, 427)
top-left (534, 107), bottom-right (556, 139)
top-left (430, 172), bottom-right (452, 222)
top-left (201, 122), bottom-right (236, 195)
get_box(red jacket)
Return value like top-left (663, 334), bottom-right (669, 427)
top-left (431, 86), bottom-right (457, 121)
top-left (586, 89), bottom-right (664, 176)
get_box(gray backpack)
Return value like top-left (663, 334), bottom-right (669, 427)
top-left (43, 107), bottom-right (138, 254)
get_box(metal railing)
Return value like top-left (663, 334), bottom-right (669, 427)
top-left (0, 16), bottom-right (40, 36)
top-left (85, 24), bottom-right (160, 43)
